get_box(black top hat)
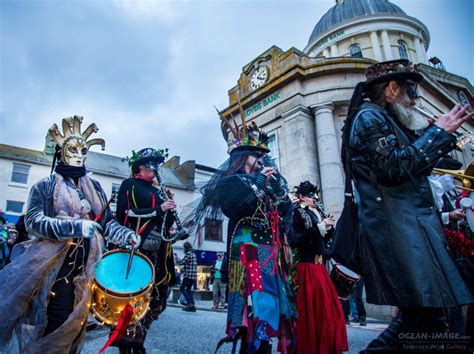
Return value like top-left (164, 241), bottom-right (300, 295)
top-left (128, 148), bottom-right (169, 173)
top-left (364, 59), bottom-right (423, 90)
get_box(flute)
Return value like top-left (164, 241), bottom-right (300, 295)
top-left (413, 106), bottom-right (437, 120)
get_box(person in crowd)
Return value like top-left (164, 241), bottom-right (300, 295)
top-left (349, 279), bottom-right (367, 326)
top-left (289, 181), bottom-right (347, 353)
top-left (341, 59), bottom-right (474, 352)
top-left (0, 116), bottom-right (135, 353)
top-left (211, 252), bottom-right (227, 309)
top-left (176, 241), bottom-right (198, 312)
top-left (429, 157), bottom-right (473, 344)
top-left (111, 147), bottom-right (179, 353)
top-left (194, 121), bottom-right (296, 353)
top-left (0, 223), bottom-right (14, 269)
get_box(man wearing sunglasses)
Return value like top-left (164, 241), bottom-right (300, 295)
top-left (341, 59), bottom-right (474, 352)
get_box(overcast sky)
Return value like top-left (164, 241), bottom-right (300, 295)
top-left (1, 0), bottom-right (473, 167)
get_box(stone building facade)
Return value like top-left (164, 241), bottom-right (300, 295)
top-left (219, 0), bottom-right (473, 219)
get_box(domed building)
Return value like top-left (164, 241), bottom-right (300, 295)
top-left (219, 0), bottom-right (473, 222)
top-left (305, 0), bottom-right (429, 63)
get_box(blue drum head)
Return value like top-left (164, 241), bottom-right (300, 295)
top-left (95, 252), bottom-right (153, 293)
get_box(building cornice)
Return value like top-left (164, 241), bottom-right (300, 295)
top-left (222, 56), bottom-right (375, 119)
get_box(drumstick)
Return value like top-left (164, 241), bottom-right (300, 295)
top-left (125, 216), bottom-right (141, 280)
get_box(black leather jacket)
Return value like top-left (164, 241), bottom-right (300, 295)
top-left (348, 102), bottom-right (473, 308)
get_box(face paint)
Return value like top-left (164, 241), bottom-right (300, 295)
top-left (62, 137), bottom-right (89, 167)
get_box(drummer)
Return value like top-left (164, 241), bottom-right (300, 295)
top-left (289, 181), bottom-right (348, 354)
top-left (110, 148), bottom-right (178, 354)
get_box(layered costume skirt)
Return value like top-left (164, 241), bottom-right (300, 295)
top-left (227, 226), bottom-right (296, 353)
top-left (292, 262), bottom-right (348, 354)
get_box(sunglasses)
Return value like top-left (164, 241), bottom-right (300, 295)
top-left (401, 81), bottom-right (420, 99)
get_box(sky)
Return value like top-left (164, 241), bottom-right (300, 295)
top-left (1, 0), bottom-right (473, 168)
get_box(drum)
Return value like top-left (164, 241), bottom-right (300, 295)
top-left (91, 249), bottom-right (155, 326)
top-left (330, 263), bottom-right (361, 300)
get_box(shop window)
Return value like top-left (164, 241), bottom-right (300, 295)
top-left (6, 200), bottom-right (24, 214)
top-left (11, 163), bottom-right (30, 184)
top-left (349, 43), bottom-right (363, 58)
top-left (398, 40), bottom-right (409, 59)
top-left (205, 218), bottom-right (222, 241)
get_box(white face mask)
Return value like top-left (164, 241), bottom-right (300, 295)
top-left (392, 96), bottom-right (429, 131)
top-left (62, 137), bottom-right (89, 167)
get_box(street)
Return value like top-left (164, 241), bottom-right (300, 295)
top-left (84, 306), bottom-right (384, 353)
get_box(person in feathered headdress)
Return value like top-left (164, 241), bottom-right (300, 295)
top-left (289, 181), bottom-right (347, 354)
top-left (0, 116), bottom-right (136, 353)
top-left (195, 107), bottom-right (297, 353)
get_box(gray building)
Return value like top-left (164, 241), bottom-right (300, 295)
top-left (219, 0), bottom-right (473, 218)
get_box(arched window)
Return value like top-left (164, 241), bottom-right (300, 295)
top-left (349, 43), bottom-right (362, 58)
top-left (398, 40), bottom-right (409, 59)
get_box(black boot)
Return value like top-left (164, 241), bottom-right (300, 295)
top-left (360, 316), bottom-right (367, 326)
top-left (360, 315), bottom-right (403, 353)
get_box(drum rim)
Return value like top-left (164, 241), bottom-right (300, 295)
top-left (94, 249), bottom-right (155, 297)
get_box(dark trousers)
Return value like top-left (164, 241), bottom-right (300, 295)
top-left (180, 277), bottom-right (195, 306)
top-left (353, 279), bottom-right (366, 317)
top-left (43, 240), bottom-right (88, 337)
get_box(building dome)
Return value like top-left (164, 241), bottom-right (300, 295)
top-left (308, 0), bottom-right (406, 45)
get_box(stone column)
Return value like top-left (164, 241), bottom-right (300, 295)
top-left (312, 103), bottom-right (345, 216)
top-left (381, 30), bottom-right (393, 60)
top-left (417, 36), bottom-right (428, 63)
top-left (323, 48), bottom-right (330, 58)
top-left (279, 105), bottom-right (319, 189)
top-left (330, 43), bottom-right (339, 57)
top-left (413, 37), bottom-right (423, 63)
top-left (413, 36), bottom-right (425, 64)
top-left (369, 31), bottom-right (383, 61)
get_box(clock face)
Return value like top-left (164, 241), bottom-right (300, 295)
top-left (250, 66), bottom-right (268, 90)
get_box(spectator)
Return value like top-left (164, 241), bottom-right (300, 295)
top-left (176, 242), bottom-right (197, 312)
top-left (211, 252), bottom-right (227, 309)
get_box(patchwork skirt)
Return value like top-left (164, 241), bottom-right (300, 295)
top-left (226, 226), bottom-right (296, 353)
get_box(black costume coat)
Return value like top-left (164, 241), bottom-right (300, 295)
top-left (115, 178), bottom-right (176, 286)
top-left (290, 206), bottom-right (329, 263)
top-left (348, 102), bottom-right (473, 308)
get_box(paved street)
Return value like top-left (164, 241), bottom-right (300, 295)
top-left (84, 306), bottom-right (385, 353)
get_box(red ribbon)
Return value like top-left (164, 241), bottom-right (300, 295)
top-left (99, 304), bottom-right (134, 353)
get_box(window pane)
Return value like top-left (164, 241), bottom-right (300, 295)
top-left (398, 41), bottom-right (409, 59)
top-left (6, 200), bottom-right (24, 213)
top-left (11, 163), bottom-right (30, 184)
top-left (204, 218), bottom-right (222, 241)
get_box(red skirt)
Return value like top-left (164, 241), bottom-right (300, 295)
top-left (293, 262), bottom-right (348, 354)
